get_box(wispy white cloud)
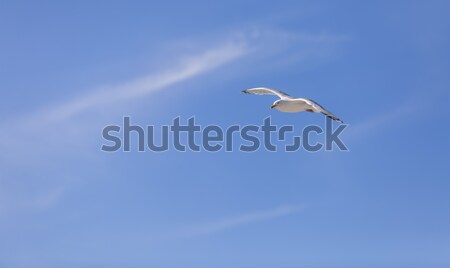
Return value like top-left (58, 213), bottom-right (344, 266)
top-left (344, 98), bottom-right (420, 141)
top-left (1, 28), bottom-right (350, 162)
top-left (0, 38), bottom-right (250, 215)
top-left (20, 41), bottom-right (249, 127)
top-left (0, 28), bottom-right (349, 214)
top-left (180, 204), bottom-right (304, 237)
top-left (0, 38), bottom-right (250, 156)
top-left (0, 182), bottom-right (65, 215)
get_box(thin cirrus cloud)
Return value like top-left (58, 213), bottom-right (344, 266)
top-left (0, 29), bottom-right (349, 215)
top-left (27, 29), bottom-right (350, 127)
top-left (0, 36), bottom-right (250, 215)
top-left (6, 28), bottom-right (351, 130)
top-left (22, 40), bottom-right (250, 126)
top-left (0, 36), bottom-right (251, 164)
top-left (179, 204), bottom-right (305, 237)
top-left (344, 95), bottom-right (426, 142)
top-left (1, 28), bottom-right (351, 153)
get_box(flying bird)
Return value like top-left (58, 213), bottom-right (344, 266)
top-left (242, 87), bottom-right (343, 123)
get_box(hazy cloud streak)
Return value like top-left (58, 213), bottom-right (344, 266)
top-left (26, 42), bottom-right (249, 126)
top-left (181, 204), bottom-right (304, 237)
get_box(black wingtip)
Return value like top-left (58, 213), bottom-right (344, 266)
top-left (326, 114), bottom-right (344, 124)
top-left (241, 89), bottom-right (248, 94)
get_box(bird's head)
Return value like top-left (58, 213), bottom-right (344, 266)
top-left (271, 100), bottom-right (281, 109)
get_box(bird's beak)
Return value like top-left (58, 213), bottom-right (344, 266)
top-left (270, 104), bottom-right (276, 109)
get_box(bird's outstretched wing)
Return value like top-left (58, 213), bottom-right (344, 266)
top-left (299, 98), bottom-right (344, 123)
top-left (242, 87), bottom-right (293, 100)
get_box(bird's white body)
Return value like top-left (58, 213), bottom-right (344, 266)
top-left (242, 87), bottom-right (343, 123)
top-left (273, 99), bottom-right (311, 113)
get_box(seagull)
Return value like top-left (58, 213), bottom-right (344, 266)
top-left (242, 87), bottom-right (343, 123)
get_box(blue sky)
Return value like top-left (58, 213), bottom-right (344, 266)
top-left (1, 1), bottom-right (450, 267)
